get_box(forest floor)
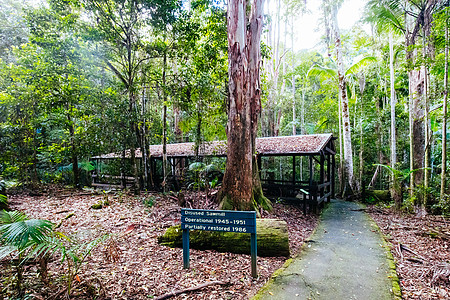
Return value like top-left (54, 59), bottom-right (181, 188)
top-left (2, 188), bottom-right (449, 300)
top-left (368, 206), bottom-right (450, 300)
top-left (1, 187), bottom-right (318, 299)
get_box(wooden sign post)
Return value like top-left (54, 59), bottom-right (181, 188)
top-left (181, 208), bottom-right (257, 278)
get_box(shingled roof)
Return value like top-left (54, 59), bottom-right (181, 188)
top-left (92, 134), bottom-right (334, 159)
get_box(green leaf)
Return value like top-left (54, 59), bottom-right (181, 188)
top-left (0, 211), bottom-right (53, 250)
top-left (345, 56), bottom-right (377, 76)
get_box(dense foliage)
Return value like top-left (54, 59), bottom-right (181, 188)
top-left (0, 0), bottom-right (450, 214)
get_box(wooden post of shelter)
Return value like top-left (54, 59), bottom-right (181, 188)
top-left (320, 153), bottom-right (325, 205)
top-left (327, 153), bottom-right (331, 202)
top-left (292, 155), bottom-right (296, 187)
top-left (257, 155), bottom-right (262, 178)
top-left (309, 156), bottom-right (314, 213)
top-left (331, 154), bottom-right (336, 200)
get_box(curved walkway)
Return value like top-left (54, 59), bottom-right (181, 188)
top-left (253, 199), bottom-right (398, 300)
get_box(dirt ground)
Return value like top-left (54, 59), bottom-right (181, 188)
top-left (368, 206), bottom-right (450, 300)
top-left (1, 188), bottom-right (318, 299)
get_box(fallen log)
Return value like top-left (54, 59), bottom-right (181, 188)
top-left (365, 190), bottom-right (391, 202)
top-left (158, 218), bottom-right (289, 257)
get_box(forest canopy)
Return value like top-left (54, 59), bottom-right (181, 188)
top-left (0, 0), bottom-right (450, 214)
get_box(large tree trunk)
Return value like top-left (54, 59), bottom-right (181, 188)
top-left (405, 0), bottom-right (438, 203)
top-left (219, 0), bottom-right (271, 211)
top-left (158, 219), bottom-right (289, 257)
top-left (330, 3), bottom-right (357, 194)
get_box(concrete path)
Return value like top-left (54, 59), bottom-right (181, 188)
top-left (253, 199), bottom-right (397, 300)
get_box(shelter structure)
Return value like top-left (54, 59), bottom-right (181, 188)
top-left (92, 134), bottom-right (336, 212)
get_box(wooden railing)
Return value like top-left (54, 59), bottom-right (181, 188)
top-left (261, 179), bottom-right (332, 214)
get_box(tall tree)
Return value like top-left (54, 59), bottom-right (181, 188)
top-left (81, 0), bottom-right (148, 192)
top-left (441, 3), bottom-right (449, 200)
top-left (366, 0), bottom-right (441, 208)
top-left (218, 0), bottom-right (271, 211)
top-left (322, 0), bottom-right (360, 194)
top-left (365, 0), bottom-right (404, 208)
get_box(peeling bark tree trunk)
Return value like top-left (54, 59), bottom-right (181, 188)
top-left (219, 0), bottom-right (271, 211)
top-left (330, 3), bottom-right (357, 194)
top-left (411, 67), bottom-right (425, 188)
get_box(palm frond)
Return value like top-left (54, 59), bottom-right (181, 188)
top-left (345, 56), bottom-right (377, 76)
top-left (0, 210), bottom-right (28, 224)
top-left (0, 194), bottom-right (7, 206)
top-left (26, 234), bottom-right (65, 260)
top-left (307, 64), bottom-right (338, 81)
top-left (0, 245), bottom-right (17, 260)
top-left (364, 0), bottom-right (405, 35)
top-left (0, 212), bottom-right (53, 249)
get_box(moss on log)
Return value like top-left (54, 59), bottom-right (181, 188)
top-left (366, 190), bottom-right (391, 202)
top-left (157, 219), bottom-right (289, 257)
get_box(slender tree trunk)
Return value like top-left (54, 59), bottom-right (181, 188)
top-left (441, 8), bottom-right (449, 200)
top-left (281, 16), bottom-right (287, 95)
top-left (291, 16), bottom-right (296, 136)
top-left (389, 31), bottom-right (401, 209)
top-left (162, 51), bottom-right (168, 193)
top-left (358, 94), bottom-right (363, 191)
top-left (423, 24), bottom-right (431, 209)
top-left (389, 32), bottom-right (397, 168)
top-left (408, 70), bottom-right (415, 196)
top-left (330, 3), bottom-right (357, 194)
top-left (67, 108), bottom-right (79, 188)
top-left (292, 78), bottom-right (296, 135)
top-left (338, 88), bottom-right (344, 195)
top-left (301, 83), bottom-right (305, 134)
top-left (141, 88), bottom-right (149, 189)
top-left (129, 90), bottom-right (139, 194)
top-left (195, 100), bottom-right (202, 158)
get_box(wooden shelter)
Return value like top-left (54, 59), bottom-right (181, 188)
top-left (92, 134), bottom-right (336, 212)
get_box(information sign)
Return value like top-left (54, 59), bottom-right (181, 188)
top-left (181, 208), bottom-right (257, 278)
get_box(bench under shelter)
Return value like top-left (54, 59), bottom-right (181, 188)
top-left (91, 134), bottom-right (336, 213)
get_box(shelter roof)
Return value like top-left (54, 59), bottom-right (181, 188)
top-left (92, 134), bottom-right (334, 159)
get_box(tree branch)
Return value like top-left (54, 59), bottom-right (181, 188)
top-left (105, 60), bottom-right (128, 88)
top-left (154, 281), bottom-right (227, 300)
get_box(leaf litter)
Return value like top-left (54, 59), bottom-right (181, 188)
top-left (1, 188), bottom-right (318, 299)
top-left (368, 206), bottom-right (450, 300)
